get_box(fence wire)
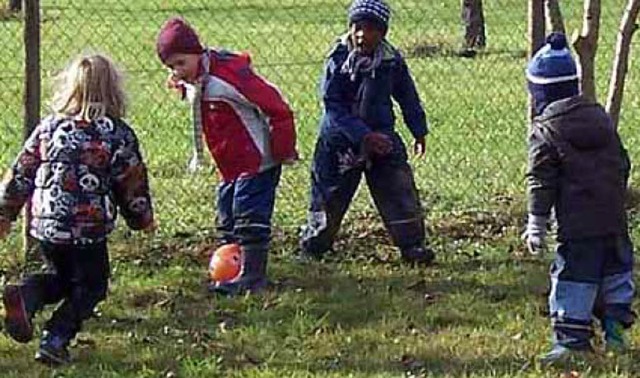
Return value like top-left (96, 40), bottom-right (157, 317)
top-left (0, 0), bottom-right (638, 245)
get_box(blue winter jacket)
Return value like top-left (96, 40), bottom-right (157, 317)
top-left (318, 36), bottom-right (428, 146)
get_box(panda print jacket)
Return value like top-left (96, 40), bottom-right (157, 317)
top-left (0, 115), bottom-right (154, 244)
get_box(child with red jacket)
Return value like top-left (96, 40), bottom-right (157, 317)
top-left (156, 17), bottom-right (297, 295)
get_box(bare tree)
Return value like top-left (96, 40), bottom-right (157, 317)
top-left (461, 0), bottom-right (486, 52)
top-left (606, 0), bottom-right (640, 128)
top-left (539, 0), bottom-right (640, 128)
top-left (572, 0), bottom-right (601, 101)
top-left (545, 0), bottom-right (565, 34)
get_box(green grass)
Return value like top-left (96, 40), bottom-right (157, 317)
top-left (2, 0), bottom-right (640, 376)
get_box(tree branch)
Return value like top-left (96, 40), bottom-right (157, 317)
top-left (606, 0), bottom-right (640, 129)
top-left (573, 0), bottom-right (601, 101)
top-left (546, 0), bottom-right (566, 34)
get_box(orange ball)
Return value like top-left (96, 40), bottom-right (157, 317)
top-left (209, 243), bottom-right (241, 282)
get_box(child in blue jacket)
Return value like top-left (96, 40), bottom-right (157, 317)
top-left (300, 0), bottom-right (434, 264)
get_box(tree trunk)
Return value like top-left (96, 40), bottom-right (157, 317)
top-left (461, 0), bottom-right (486, 50)
top-left (573, 0), bottom-right (601, 102)
top-left (528, 0), bottom-right (546, 119)
top-left (546, 0), bottom-right (566, 34)
top-left (606, 0), bottom-right (640, 129)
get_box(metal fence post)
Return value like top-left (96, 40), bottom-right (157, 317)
top-left (23, 0), bottom-right (40, 259)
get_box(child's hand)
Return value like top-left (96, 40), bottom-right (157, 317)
top-left (166, 74), bottom-right (186, 98)
top-left (142, 219), bottom-right (157, 234)
top-left (0, 217), bottom-right (11, 240)
top-left (187, 154), bottom-right (204, 173)
top-left (521, 214), bottom-right (548, 255)
top-left (413, 137), bottom-right (426, 158)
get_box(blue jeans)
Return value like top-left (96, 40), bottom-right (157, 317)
top-left (549, 235), bottom-right (635, 349)
top-left (216, 166), bottom-right (281, 248)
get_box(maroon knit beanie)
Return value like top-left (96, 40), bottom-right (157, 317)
top-left (156, 17), bottom-right (204, 63)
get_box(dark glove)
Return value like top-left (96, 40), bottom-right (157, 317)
top-left (362, 132), bottom-right (393, 158)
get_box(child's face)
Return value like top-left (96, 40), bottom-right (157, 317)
top-left (164, 53), bottom-right (201, 83)
top-left (350, 20), bottom-right (384, 55)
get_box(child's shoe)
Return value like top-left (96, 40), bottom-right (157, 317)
top-left (401, 246), bottom-right (435, 266)
top-left (603, 317), bottom-right (628, 352)
top-left (34, 331), bottom-right (71, 366)
top-left (539, 344), bottom-right (593, 366)
top-left (2, 284), bottom-right (33, 343)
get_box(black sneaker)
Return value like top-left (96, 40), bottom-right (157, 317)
top-left (3, 284), bottom-right (33, 343)
top-left (35, 331), bottom-right (71, 366)
top-left (401, 246), bottom-right (435, 266)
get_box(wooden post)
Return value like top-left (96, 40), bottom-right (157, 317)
top-left (528, 0), bottom-right (546, 120)
top-left (606, 0), bottom-right (640, 129)
top-left (23, 0), bottom-right (40, 259)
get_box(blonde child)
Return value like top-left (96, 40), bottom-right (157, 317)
top-left (0, 53), bottom-right (154, 365)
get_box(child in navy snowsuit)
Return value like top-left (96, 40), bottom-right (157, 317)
top-left (300, 0), bottom-right (434, 264)
top-left (522, 33), bottom-right (635, 364)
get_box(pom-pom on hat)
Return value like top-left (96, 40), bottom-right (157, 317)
top-left (526, 32), bottom-right (578, 85)
top-left (348, 0), bottom-right (391, 33)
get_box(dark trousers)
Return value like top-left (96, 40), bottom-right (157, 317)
top-left (301, 132), bottom-right (425, 255)
top-left (216, 166), bottom-right (281, 249)
top-left (549, 235), bottom-right (635, 348)
top-left (20, 241), bottom-right (110, 342)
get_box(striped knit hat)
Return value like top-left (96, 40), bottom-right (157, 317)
top-left (526, 32), bottom-right (578, 85)
top-left (348, 0), bottom-right (391, 33)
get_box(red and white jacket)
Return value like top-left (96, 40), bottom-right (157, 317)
top-left (186, 49), bottom-right (297, 182)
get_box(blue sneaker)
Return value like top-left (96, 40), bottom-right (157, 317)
top-left (35, 331), bottom-right (71, 365)
top-left (3, 284), bottom-right (33, 343)
top-left (539, 344), bottom-right (592, 366)
top-left (603, 318), bottom-right (628, 352)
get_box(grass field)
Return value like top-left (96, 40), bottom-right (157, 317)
top-left (1, 0), bottom-right (640, 376)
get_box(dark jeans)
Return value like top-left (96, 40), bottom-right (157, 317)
top-left (216, 165), bottom-right (281, 249)
top-left (301, 131), bottom-right (425, 255)
top-left (549, 235), bottom-right (635, 348)
top-left (20, 240), bottom-right (110, 342)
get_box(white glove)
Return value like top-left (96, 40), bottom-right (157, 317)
top-left (521, 214), bottom-right (548, 255)
top-left (187, 154), bottom-right (203, 173)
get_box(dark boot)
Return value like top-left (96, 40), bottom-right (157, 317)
top-left (210, 245), bottom-right (268, 296)
top-left (3, 284), bottom-right (34, 343)
top-left (35, 330), bottom-right (71, 366)
top-left (401, 245), bottom-right (435, 266)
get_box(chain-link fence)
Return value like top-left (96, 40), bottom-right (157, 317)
top-left (1, 0), bottom-right (638, 250)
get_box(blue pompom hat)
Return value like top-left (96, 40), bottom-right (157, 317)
top-left (348, 0), bottom-right (391, 33)
top-left (526, 32), bottom-right (578, 85)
